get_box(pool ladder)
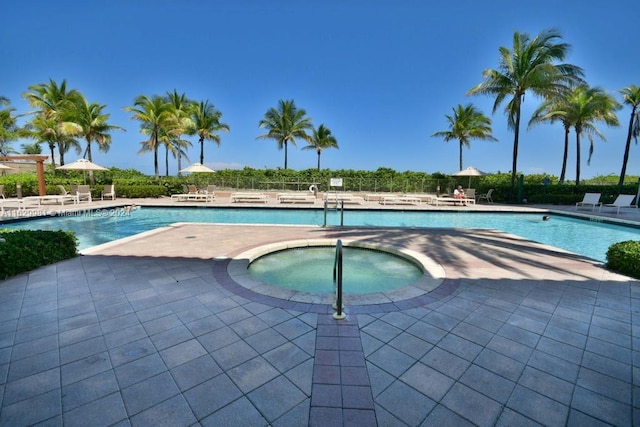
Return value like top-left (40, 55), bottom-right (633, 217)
top-left (323, 199), bottom-right (344, 227)
top-left (332, 239), bottom-right (346, 320)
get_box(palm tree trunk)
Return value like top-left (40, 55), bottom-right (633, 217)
top-left (458, 140), bottom-right (463, 171)
top-left (49, 143), bottom-right (57, 175)
top-left (510, 101), bottom-right (522, 200)
top-left (618, 106), bottom-right (637, 187)
top-left (165, 146), bottom-right (169, 177)
top-left (559, 127), bottom-right (569, 184)
top-left (177, 150), bottom-right (182, 176)
top-left (284, 141), bottom-right (288, 169)
top-left (575, 130), bottom-right (581, 186)
top-left (199, 137), bottom-right (205, 165)
top-left (317, 149), bottom-right (321, 170)
top-left (86, 137), bottom-right (95, 185)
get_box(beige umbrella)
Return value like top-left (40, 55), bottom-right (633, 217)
top-left (452, 166), bottom-right (485, 188)
top-left (57, 159), bottom-right (109, 184)
top-left (179, 163), bottom-right (215, 173)
top-left (0, 163), bottom-right (13, 170)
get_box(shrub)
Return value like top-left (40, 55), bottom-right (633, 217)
top-left (0, 229), bottom-right (78, 279)
top-left (116, 185), bottom-right (168, 198)
top-left (606, 241), bottom-right (640, 279)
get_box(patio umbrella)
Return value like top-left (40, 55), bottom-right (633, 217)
top-left (0, 163), bottom-right (13, 170)
top-left (57, 158), bottom-right (109, 184)
top-left (179, 163), bottom-right (215, 173)
top-left (452, 166), bottom-right (486, 188)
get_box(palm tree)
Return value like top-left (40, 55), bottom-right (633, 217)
top-left (257, 99), bottom-right (313, 169)
top-left (66, 96), bottom-right (124, 184)
top-left (23, 115), bottom-right (78, 170)
top-left (467, 29), bottom-right (584, 197)
top-left (165, 90), bottom-right (194, 173)
top-left (22, 78), bottom-right (82, 169)
top-left (189, 100), bottom-right (229, 166)
top-left (0, 98), bottom-right (20, 155)
top-left (303, 124), bottom-right (338, 170)
top-left (125, 95), bottom-right (172, 178)
top-left (618, 85), bottom-right (640, 186)
top-left (432, 104), bottom-right (497, 171)
top-left (529, 95), bottom-right (573, 183)
top-left (567, 85), bottom-right (620, 184)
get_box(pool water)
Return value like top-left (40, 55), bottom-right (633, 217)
top-left (2, 207), bottom-right (640, 262)
top-left (248, 246), bottom-right (423, 294)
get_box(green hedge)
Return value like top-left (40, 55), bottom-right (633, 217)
top-left (116, 185), bottom-right (169, 198)
top-left (0, 229), bottom-right (78, 279)
top-left (606, 241), bottom-right (640, 279)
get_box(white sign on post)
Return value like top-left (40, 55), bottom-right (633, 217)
top-left (330, 178), bottom-right (343, 187)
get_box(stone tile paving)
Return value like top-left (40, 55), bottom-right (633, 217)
top-left (0, 224), bottom-right (639, 426)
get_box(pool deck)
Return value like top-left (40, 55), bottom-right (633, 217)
top-left (1, 197), bottom-right (639, 426)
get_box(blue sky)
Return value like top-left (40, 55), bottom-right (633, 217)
top-left (3, 1), bottom-right (639, 178)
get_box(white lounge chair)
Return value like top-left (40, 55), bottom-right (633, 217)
top-left (599, 194), bottom-right (637, 214)
top-left (576, 192), bottom-right (601, 211)
top-left (477, 189), bottom-right (494, 204)
top-left (101, 184), bottom-right (116, 200)
top-left (76, 185), bottom-right (92, 202)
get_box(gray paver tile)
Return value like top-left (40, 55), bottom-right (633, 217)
top-left (121, 371), bottom-right (180, 416)
top-left (114, 353), bottom-right (167, 389)
top-left (170, 354), bottom-right (222, 391)
top-left (3, 367), bottom-right (60, 406)
top-left (60, 352), bottom-right (113, 387)
top-left (160, 338), bottom-right (208, 368)
top-left (361, 320), bottom-right (402, 343)
top-left (496, 407), bottom-right (544, 427)
top-left (442, 383), bottom-right (502, 427)
top-left (507, 385), bottom-right (569, 426)
top-left (577, 367), bottom-right (632, 404)
top-left (528, 349), bottom-right (580, 383)
top-left (376, 380), bottom-right (436, 426)
top-left (197, 327), bottom-right (241, 352)
top-left (400, 362), bottom-right (455, 401)
top-left (571, 386), bottom-right (631, 426)
top-left (248, 376), bottom-right (307, 423)
top-left (0, 389), bottom-right (61, 426)
top-left (437, 333), bottom-right (483, 362)
top-left (62, 370), bottom-right (120, 411)
top-left (130, 394), bottom-right (197, 427)
top-left (200, 396), bottom-right (267, 427)
top-left (459, 364), bottom-right (515, 403)
top-left (264, 342), bottom-right (310, 373)
top-left (518, 366), bottom-right (574, 405)
top-left (184, 373), bottom-right (243, 420)
top-left (63, 391), bottom-right (127, 427)
top-left (368, 345), bottom-right (416, 377)
top-left (227, 356), bottom-right (280, 393)
top-left (109, 337), bottom-right (156, 367)
top-left (422, 404), bottom-right (476, 426)
top-left (421, 346), bottom-right (470, 380)
top-left (7, 349), bottom-right (59, 382)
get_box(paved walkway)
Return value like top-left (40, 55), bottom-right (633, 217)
top-left (0, 201), bottom-right (639, 426)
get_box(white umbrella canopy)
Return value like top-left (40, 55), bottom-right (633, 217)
top-left (179, 163), bottom-right (215, 173)
top-left (452, 166), bottom-right (486, 187)
top-left (0, 163), bottom-right (14, 170)
top-left (57, 159), bottom-right (109, 184)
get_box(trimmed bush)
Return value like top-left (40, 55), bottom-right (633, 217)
top-left (116, 185), bottom-right (168, 198)
top-left (0, 229), bottom-right (78, 279)
top-left (606, 240), bottom-right (640, 279)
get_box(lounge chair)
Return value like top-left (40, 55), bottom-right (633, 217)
top-left (575, 192), bottom-right (601, 211)
top-left (0, 184), bottom-right (4, 199)
top-left (477, 189), bottom-right (494, 204)
top-left (76, 185), bottom-right (92, 202)
top-left (101, 184), bottom-right (116, 200)
top-left (599, 194), bottom-right (637, 214)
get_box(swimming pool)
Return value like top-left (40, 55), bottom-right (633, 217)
top-left (2, 207), bottom-right (639, 261)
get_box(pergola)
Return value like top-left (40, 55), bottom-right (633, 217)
top-left (0, 155), bottom-right (48, 196)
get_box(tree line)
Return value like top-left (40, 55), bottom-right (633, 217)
top-left (431, 28), bottom-right (639, 195)
top-left (1, 29), bottom-right (638, 190)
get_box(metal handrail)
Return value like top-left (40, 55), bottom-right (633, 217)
top-left (323, 199), bottom-right (345, 227)
top-left (332, 239), bottom-right (346, 319)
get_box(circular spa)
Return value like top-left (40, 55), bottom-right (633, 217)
top-left (249, 245), bottom-right (422, 294)
top-left (232, 240), bottom-right (447, 305)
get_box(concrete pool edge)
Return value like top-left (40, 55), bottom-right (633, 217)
top-left (225, 238), bottom-right (446, 306)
